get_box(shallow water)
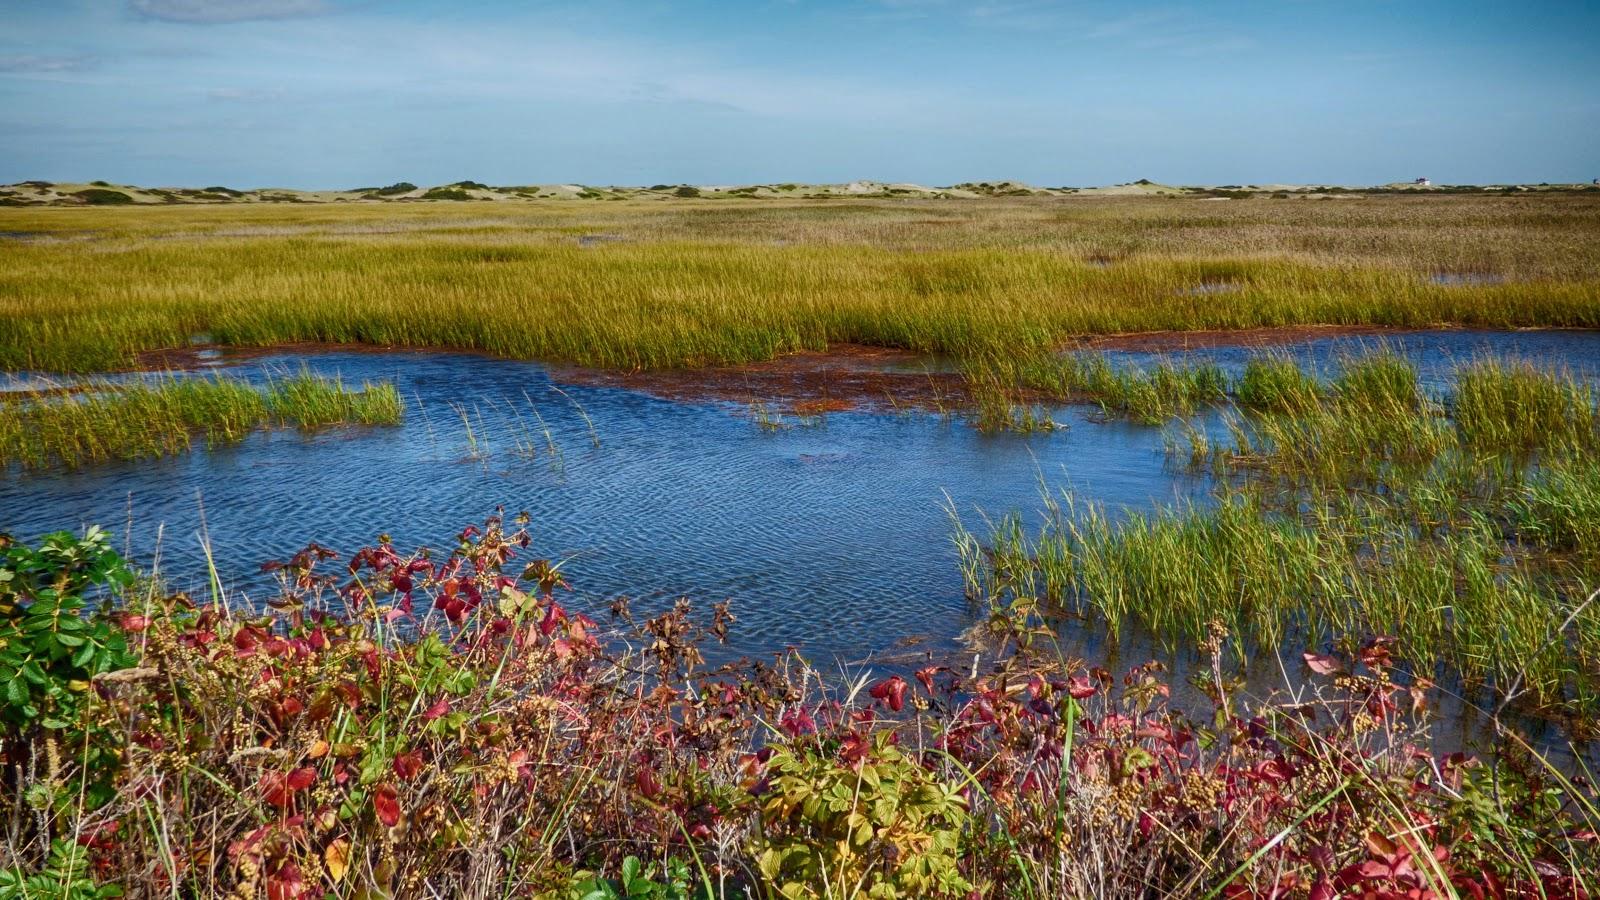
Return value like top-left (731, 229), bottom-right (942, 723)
top-left (0, 349), bottom-right (1202, 665)
top-left (1106, 327), bottom-right (1600, 389)
top-left (2, 328), bottom-right (1598, 755)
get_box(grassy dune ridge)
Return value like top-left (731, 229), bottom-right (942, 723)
top-left (2, 195), bottom-right (1598, 373)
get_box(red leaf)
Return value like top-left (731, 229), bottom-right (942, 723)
top-left (393, 750), bottom-right (424, 781)
top-left (868, 676), bottom-right (908, 712)
top-left (1303, 653), bottom-right (1344, 676)
top-left (422, 698), bottom-right (451, 721)
top-left (634, 765), bottom-right (661, 799)
top-left (373, 783), bottom-right (402, 827)
top-left (1067, 675), bottom-right (1097, 699)
top-left (266, 861), bottom-right (309, 900)
top-left (286, 767), bottom-right (317, 793)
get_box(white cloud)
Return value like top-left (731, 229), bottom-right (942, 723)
top-left (128, 0), bottom-right (328, 24)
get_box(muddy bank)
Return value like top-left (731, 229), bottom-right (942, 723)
top-left (551, 344), bottom-right (970, 412)
top-left (1069, 324), bottom-right (1407, 353)
top-left (128, 340), bottom-right (971, 413)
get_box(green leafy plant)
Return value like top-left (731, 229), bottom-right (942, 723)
top-left (0, 527), bottom-right (136, 814)
top-left (0, 839), bottom-right (122, 899)
top-left (568, 855), bottom-right (699, 899)
top-left (0, 527), bottom-right (134, 734)
top-left (754, 731), bottom-right (971, 899)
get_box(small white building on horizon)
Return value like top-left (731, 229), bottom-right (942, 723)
top-left (1414, 177), bottom-right (1431, 186)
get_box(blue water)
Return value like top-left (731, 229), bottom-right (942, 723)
top-left (1104, 327), bottom-right (1600, 390)
top-left (3, 328), bottom-right (1599, 756)
top-left (0, 350), bottom-right (1200, 664)
top-left (6, 327), bottom-right (1600, 660)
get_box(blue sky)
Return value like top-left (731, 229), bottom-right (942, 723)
top-left (2, 0), bottom-right (1596, 188)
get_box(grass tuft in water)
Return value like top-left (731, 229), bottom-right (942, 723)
top-left (0, 371), bottom-right (402, 472)
top-left (1235, 356), bottom-right (1323, 414)
top-left (1454, 360), bottom-right (1597, 453)
top-left (959, 351), bottom-right (1600, 716)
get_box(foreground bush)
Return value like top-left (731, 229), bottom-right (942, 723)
top-left (0, 522), bottom-right (1595, 898)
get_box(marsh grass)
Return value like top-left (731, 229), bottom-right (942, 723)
top-left (1511, 456), bottom-right (1600, 559)
top-left (965, 352), bottom-right (1225, 426)
top-left (1454, 360), bottom-right (1598, 453)
top-left (0, 371), bottom-right (401, 471)
top-left (2, 195), bottom-right (1599, 373)
top-left (1332, 349), bottom-right (1422, 409)
top-left (960, 353), bottom-right (1600, 714)
top-left (1235, 356), bottom-right (1324, 414)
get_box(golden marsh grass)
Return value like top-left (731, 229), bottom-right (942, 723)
top-left (2, 194), bottom-right (1598, 373)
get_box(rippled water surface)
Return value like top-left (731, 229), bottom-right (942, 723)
top-left (2, 349), bottom-right (1203, 664)
top-left (2, 328), bottom-right (1598, 687)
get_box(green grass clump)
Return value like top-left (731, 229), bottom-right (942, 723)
top-left (265, 371), bottom-right (404, 428)
top-left (1333, 350), bottom-right (1420, 410)
top-left (961, 485), bottom-right (1600, 713)
top-left (1511, 456), bottom-right (1600, 557)
top-left (0, 372), bottom-right (402, 472)
top-left (968, 352), bottom-right (1225, 427)
top-left (1454, 360), bottom-right (1597, 453)
top-left (1235, 357), bottom-right (1323, 414)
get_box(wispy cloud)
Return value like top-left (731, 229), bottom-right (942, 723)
top-left (128, 0), bottom-right (329, 24)
top-left (0, 54), bottom-right (99, 73)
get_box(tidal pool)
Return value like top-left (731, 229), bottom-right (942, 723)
top-left (3, 328), bottom-right (1598, 755)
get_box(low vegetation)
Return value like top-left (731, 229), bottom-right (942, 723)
top-left (0, 521), bottom-right (1594, 898)
top-left (0, 372), bottom-right (402, 472)
top-left (1, 194), bottom-right (1598, 373)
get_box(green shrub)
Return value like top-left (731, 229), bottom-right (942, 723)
top-left (754, 733), bottom-right (971, 899)
top-left (0, 527), bottom-right (135, 813)
top-left (0, 527), bottom-right (134, 736)
top-left (369, 182), bottom-right (417, 196)
top-left (70, 189), bottom-right (133, 206)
